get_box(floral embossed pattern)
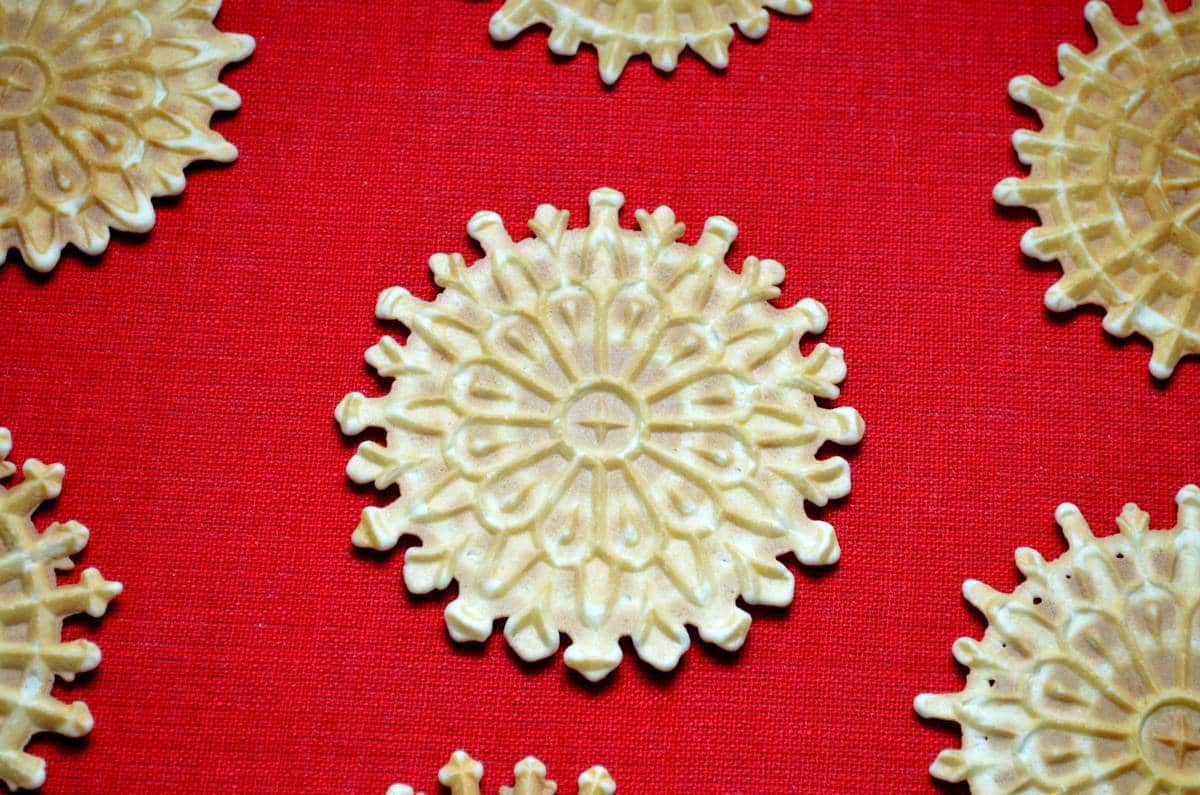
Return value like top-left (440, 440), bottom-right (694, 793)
top-left (337, 188), bottom-right (863, 681)
top-left (0, 429), bottom-right (121, 791)
top-left (489, 0), bottom-right (812, 84)
top-left (917, 485), bottom-right (1200, 794)
top-left (0, 0), bottom-right (252, 271)
top-left (997, 0), bottom-right (1200, 378)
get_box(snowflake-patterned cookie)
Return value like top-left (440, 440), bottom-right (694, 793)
top-left (0, 0), bottom-right (253, 271)
top-left (388, 751), bottom-right (615, 795)
top-left (337, 188), bottom-right (863, 681)
top-left (0, 428), bottom-right (121, 791)
top-left (916, 485), bottom-right (1200, 794)
top-left (489, 0), bottom-right (811, 84)
top-left (996, 0), bottom-right (1200, 378)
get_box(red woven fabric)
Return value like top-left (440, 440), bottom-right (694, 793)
top-left (2, 0), bottom-right (1199, 791)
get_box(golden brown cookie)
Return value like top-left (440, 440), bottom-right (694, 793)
top-left (0, 0), bottom-right (253, 271)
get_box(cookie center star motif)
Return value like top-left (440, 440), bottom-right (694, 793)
top-left (559, 383), bottom-right (641, 459)
top-left (0, 49), bottom-right (48, 118)
top-left (1141, 700), bottom-right (1200, 783)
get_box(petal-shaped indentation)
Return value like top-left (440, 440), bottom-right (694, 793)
top-left (46, 106), bottom-right (142, 172)
top-left (1065, 609), bottom-right (1154, 706)
top-left (658, 536), bottom-right (715, 606)
top-left (445, 418), bottom-right (553, 479)
top-left (475, 532), bottom-right (541, 599)
top-left (606, 281), bottom-right (665, 380)
top-left (1126, 582), bottom-right (1184, 691)
top-left (52, 14), bottom-right (150, 76)
top-left (744, 406), bottom-right (824, 450)
top-left (545, 284), bottom-right (597, 376)
top-left (1028, 659), bottom-right (1135, 726)
top-left (1070, 544), bottom-right (1129, 605)
top-left (643, 428), bottom-right (756, 488)
top-left (536, 463), bottom-right (595, 569)
top-left (1016, 725), bottom-right (1134, 790)
top-left (484, 313), bottom-right (571, 394)
top-left (633, 455), bottom-right (718, 539)
top-left (600, 464), bottom-right (664, 571)
top-left (477, 447), bottom-right (570, 534)
top-left (54, 68), bottom-right (158, 119)
top-left (137, 106), bottom-right (229, 160)
top-left (19, 117), bottom-right (88, 207)
top-left (721, 481), bottom-right (790, 538)
top-left (646, 369), bottom-right (754, 423)
top-left (634, 320), bottom-right (720, 390)
top-left (448, 359), bottom-right (555, 419)
top-left (722, 322), bottom-right (792, 372)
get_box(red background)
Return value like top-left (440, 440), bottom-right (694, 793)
top-left (2, 0), bottom-right (1199, 792)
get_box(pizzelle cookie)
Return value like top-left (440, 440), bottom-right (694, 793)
top-left (0, 428), bottom-right (121, 791)
top-left (916, 485), bottom-right (1200, 793)
top-left (337, 188), bottom-right (863, 681)
top-left (489, 0), bottom-right (811, 84)
top-left (996, 0), bottom-right (1200, 378)
top-left (0, 0), bottom-right (253, 272)
top-left (388, 751), bottom-right (615, 795)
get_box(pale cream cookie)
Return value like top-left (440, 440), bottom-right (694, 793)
top-left (337, 188), bottom-right (862, 681)
top-left (0, 428), bottom-right (121, 790)
top-left (0, 0), bottom-right (253, 271)
top-left (917, 485), bottom-right (1200, 793)
top-left (388, 751), bottom-right (615, 795)
top-left (997, 0), bottom-right (1200, 378)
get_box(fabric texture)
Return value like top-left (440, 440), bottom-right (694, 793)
top-left (1, 0), bottom-right (1197, 791)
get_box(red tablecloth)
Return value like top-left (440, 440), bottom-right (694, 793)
top-left (2, 0), bottom-right (1198, 792)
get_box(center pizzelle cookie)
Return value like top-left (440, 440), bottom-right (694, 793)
top-left (337, 188), bottom-right (863, 681)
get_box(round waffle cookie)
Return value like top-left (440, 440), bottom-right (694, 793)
top-left (997, 0), bottom-right (1200, 378)
top-left (917, 485), bottom-right (1200, 794)
top-left (489, 0), bottom-right (811, 84)
top-left (337, 188), bottom-right (863, 681)
top-left (0, 429), bottom-right (121, 791)
top-left (0, 0), bottom-right (253, 271)
top-left (388, 751), bottom-right (615, 795)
